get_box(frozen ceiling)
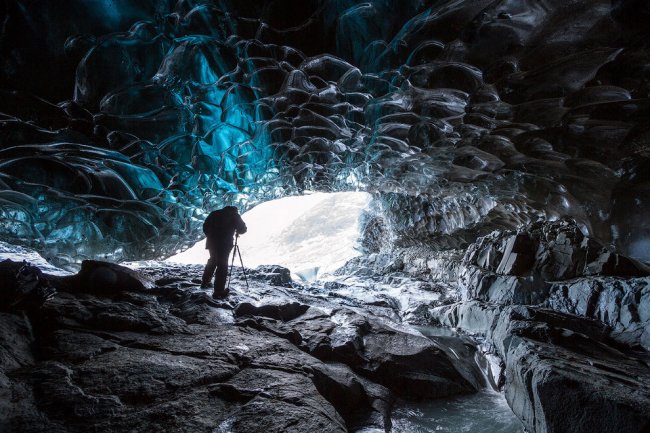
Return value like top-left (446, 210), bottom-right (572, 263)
top-left (1, 0), bottom-right (649, 266)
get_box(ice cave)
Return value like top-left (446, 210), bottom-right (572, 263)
top-left (1, 1), bottom-right (649, 432)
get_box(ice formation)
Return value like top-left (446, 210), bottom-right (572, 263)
top-left (1, 0), bottom-right (649, 267)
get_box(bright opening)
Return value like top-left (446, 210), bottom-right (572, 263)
top-left (168, 191), bottom-right (372, 280)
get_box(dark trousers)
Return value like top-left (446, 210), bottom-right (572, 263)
top-left (202, 243), bottom-right (233, 292)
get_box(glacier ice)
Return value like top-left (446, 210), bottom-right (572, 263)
top-left (0, 0), bottom-right (649, 265)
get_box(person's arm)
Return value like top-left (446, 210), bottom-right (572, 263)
top-left (235, 215), bottom-right (247, 235)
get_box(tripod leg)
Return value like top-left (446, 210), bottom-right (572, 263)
top-left (236, 245), bottom-right (250, 290)
top-left (227, 243), bottom-right (237, 291)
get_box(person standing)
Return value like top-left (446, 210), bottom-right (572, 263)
top-left (201, 206), bottom-right (247, 298)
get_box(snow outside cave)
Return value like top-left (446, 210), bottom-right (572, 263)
top-left (168, 192), bottom-right (372, 280)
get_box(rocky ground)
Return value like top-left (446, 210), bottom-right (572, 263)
top-left (0, 258), bottom-right (485, 433)
top-left (348, 219), bottom-right (650, 433)
top-left (1, 219), bottom-right (649, 433)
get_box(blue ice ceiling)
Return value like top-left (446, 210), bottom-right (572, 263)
top-left (1, 0), bottom-right (650, 266)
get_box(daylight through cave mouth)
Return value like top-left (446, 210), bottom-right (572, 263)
top-left (168, 191), bottom-right (372, 280)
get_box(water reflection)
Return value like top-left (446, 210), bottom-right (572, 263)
top-left (392, 390), bottom-right (524, 433)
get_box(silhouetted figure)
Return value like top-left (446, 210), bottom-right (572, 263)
top-left (201, 206), bottom-right (247, 297)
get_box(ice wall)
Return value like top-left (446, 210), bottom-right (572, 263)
top-left (1, 0), bottom-right (649, 265)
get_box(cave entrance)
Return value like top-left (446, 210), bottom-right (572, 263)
top-left (167, 191), bottom-right (372, 281)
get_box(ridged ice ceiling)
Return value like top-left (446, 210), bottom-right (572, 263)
top-left (1, 0), bottom-right (649, 266)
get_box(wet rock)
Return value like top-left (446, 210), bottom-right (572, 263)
top-left (64, 260), bottom-right (156, 293)
top-left (432, 302), bottom-right (650, 433)
top-left (310, 362), bottom-right (393, 431)
top-left (236, 316), bottom-right (304, 345)
top-left (494, 233), bottom-right (536, 275)
top-left (545, 277), bottom-right (650, 350)
top-left (358, 328), bottom-right (477, 399)
top-left (217, 369), bottom-right (347, 432)
top-left (237, 303), bottom-right (478, 400)
top-left (234, 301), bottom-right (310, 322)
top-left (366, 216), bottom-right (650, 430)
top-left (4, 260), bottom-right (461, 432)
top-left (495, 306), bottom-right (650, 433)
top-left (464, 218), bottom-right (650, 281)
top-left (432, 300), bottom-right (503, 336)
top-left (250, 265), bottom-right (293, 287)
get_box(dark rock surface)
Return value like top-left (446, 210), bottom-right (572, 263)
top-left (456, 219), bottom-right (650, 353)
top-left (235, 302), bottom-right (477, 400)
top-left (0, 259), bottom-right (57, 311)
top-left (398, 219), bottom-right (650, 433)
top-left (338, 218), bottom-right (650, 432)
top-left (545, 277), bottom-right (650, 349)
top-left (0, 259), bottom-right (483, 432)
top-left (353, 219), bottom-right (650, 349)
top-left (3, 217), bottom-right (650, 433)
top-left (463, 219), bottom-right (650, 281)
top-left (434, 303), bottom-right (650, 433)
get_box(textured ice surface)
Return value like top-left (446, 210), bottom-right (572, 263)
top-left (1, 0), bottom-right (650, 263)
top-left (0, 241), bottom-right (72, 275)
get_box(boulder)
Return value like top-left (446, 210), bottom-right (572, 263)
top-left (358, 329), bottom-right (478, 399)
top-left (545, 276), bottom-right (650, 350)
top-left (310, 362), bottom-right (393, 431)
top-left (237, 305), bottom-right (479, 400)
top-left (0, 260), bottom-right (56, 310)
top-left (65, 260), bottom-right (156, 293)
top-left (250, 265), bottom-right (293, 287)
top-left (494, 306), bottom-right (650, 433)
top-left (464, 219), bottom-right (650, 280)
top-left (234, 301), bottom-right (310, 321)
top-left (431, 301), bottom-right (650, 433)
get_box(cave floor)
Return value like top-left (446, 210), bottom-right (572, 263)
top-left (2, 259), bottom-right (648, 433)
top-left (1, 261), bottom-right (495, 432)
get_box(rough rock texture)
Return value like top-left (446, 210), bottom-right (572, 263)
top-left (0, 259), bottom-right (486, 432)
top-left (0, 259), bottom-right (57, 310)
top-left (340, 218), bottom-right (650, 433)
top-left (463, 219), bottom-right (650, 281)
top-left (434, 303), bottom-right (650, 433)
top-left (387, 219), bottom-right (650, 433)
top-left (234, 303), bottom-right (477, 400)
top-left (456, 220), bottom-right (650, 352)
top-left (352, 219), bottom-right (650, 350)
top-left (545, 277), bottom-right (650, 349)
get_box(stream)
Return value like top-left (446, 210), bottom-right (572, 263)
top-left (392, 389), bottom-right (525, 433)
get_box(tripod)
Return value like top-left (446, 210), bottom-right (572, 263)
top-left (227, 235), bottom-right (249, 291)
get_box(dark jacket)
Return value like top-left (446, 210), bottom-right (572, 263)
top-left (203, 207), bottom-right (247, 250)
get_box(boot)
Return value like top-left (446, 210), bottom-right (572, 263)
top-left (212, 288), bottom-right (229, 299)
